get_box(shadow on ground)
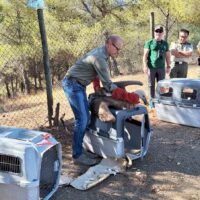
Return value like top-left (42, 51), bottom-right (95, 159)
top-left (48, 116), bottom-right (200, 200)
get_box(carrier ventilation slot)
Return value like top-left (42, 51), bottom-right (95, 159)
top-left (40, 145), bottom-right (59, 199)
top-left (0, 154), bottom-right (21, 174)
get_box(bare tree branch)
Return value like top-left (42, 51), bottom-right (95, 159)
top-left (80, 0), bottom-right (97, 19)
top-left (149, 0), bottom-right (168, 17)
top-left (80, 0), bottom-right (136, 21)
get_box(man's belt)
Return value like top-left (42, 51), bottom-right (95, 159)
top-left (67, 76), bottom-right (86, 87)
top-left (175, 61), bottom-right (187, 65)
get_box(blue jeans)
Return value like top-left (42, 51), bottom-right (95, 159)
top-left (62, 77), bottom-right (89, 159)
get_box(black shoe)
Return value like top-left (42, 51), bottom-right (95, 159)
top-left (73, 153), bottom-right (98, 166)
top-left (83, 150), bottom-right (100, 159)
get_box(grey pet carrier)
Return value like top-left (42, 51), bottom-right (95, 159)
top-left (0, 126), bottom-right (62, 200)
top-left (154, 78), bottom-right (200, 127)
top-left (83, 105), bottom-right (152, 160)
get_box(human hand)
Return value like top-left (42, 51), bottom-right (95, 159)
top-left (143, 66), bottom-right (148, 74)
top-left (171, 49), bottom-right (180, 57)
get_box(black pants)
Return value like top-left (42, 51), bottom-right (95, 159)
top-left (170, 62), bottom-right (188, 78)
top-left (148, 68), bottom-right (165, 98)
top-left (198, 57), bottom-right (200, 66)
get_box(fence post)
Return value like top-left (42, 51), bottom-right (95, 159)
top-left (37, 9), bottom-right (53, 127)
top-left (150, 12), bottom-right (155, 39)
top-left (148, 12), bottom-right (155, 103)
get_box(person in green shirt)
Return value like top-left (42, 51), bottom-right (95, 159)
top-left (143, 25), bottom-right (171, 106)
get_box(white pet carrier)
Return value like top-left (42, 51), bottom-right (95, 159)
top-left (154, 78), bottom-right (200, 127)
top-left (0, 126), bottom-right (62, 200)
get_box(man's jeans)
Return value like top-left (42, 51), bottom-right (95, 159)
top-left (62, 77), bottom-right (89, 159)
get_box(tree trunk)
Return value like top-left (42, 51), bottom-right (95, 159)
top-left (11, 77), bottom-right (15, 97)
top-left (5, 81), bottom-right (11, 98)
top-left (15, 76), bottom-right (18, 93)
top-left (24, 70), bottom-right (31, 94)
top-left (33, 64), bottom-right (38, 94)
top-left (21, 66), bottom-right (27, 94)
top-left (165, 12), bottom-right (169, 42)
top-left (20, 82), bottom-right (25, 93)
top-left (53, 103), bottom-right (60, 127)
top-left (38, 73), bottom-right (43, 90)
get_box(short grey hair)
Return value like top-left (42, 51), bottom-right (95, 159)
top-left (106, 35), bottom-right (122, 44)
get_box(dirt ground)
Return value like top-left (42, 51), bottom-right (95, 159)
top-left (48, 65), bottom-right (200, 200)
top-left (48, 111), bottom-right (200, 200)
top-left (0, 65), bottom-right (199, 200)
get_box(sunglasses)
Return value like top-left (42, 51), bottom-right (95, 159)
top-left (155, 29), bottom-right (163, 33)
top-left (180, 35), bottom-right (188, 38)
top-left (112, 42), bottom-right (121, 51)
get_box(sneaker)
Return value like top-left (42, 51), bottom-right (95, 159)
top-left (73, 153), bottom-right (98, 166)
top-left (83, 150), bottom-right (100, 159)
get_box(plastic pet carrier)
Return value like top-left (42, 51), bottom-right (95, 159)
top-left (154, 78), bottom-right (200, 127)
top-left (83, 105), bottom-right (152, 160)
top-left (0, 126), bottom-right (62, 200)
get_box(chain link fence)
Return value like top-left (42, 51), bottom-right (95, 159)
top-left (0, 5), bottom-right (101, 129)
top-left (0, 3), bottom-right (146, 130)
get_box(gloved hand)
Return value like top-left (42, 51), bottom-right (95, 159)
top-left (112, 88), bottom-right (139, 104)
top-left (134, 89), bottom-right (148, 105)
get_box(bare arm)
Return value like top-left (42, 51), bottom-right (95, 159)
top-left (197, 48), bottom-right (200, 56)
top-left (165, 51), bottom-right (171, 74)
top-left (143, 48), bottom-right (150, 73)
top-left (178, 50), bottom-right (192, 57)
top-left (196, 42), bottom-right (200, 56)
top-left (171, 49), bottom-right (192, 58)
top-left (166, 51), bottom-right (171, 67)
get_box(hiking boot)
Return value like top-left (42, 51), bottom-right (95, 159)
top-left (73, 153), bottom-right (98, 166)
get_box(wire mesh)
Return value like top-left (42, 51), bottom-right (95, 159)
top-left (0, 2), bottom-right (145, 130)
top-left (0, 8), bottom-right (101, 129)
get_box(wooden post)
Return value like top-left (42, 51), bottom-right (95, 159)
top-left (148, 12), bottom-right (155, 102)
top-left (150, 12), bottom-right (155, 39)
top-left (37, 9), bottom-right (53, 127)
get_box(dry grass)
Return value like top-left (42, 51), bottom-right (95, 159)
top-left (50, 65), bottom-right (200, 200)
top-left (0, 65), bottom-right (199, 129)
